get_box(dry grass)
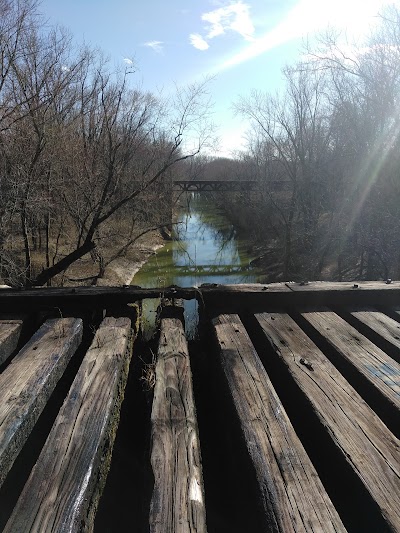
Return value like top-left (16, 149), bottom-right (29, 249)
top-left (140, 349), bottom-right (157, 391)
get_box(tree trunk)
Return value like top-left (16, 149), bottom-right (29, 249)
top-left (29, 239), bottom-right (96, 287)
top-left (396, 251), bottom-right (400, 280)
top-left (359, 250), bottom-right (365, 279)
top-left (45, 212), bottom-right (51, 286)
top-left (21, 205), bottom-right (32, 282)
top-left (366, 248), bottom-right (375, 280)
top-left (337, 251), bottom-right (344, 282)
top-left (283, 224), bottom-right (292, 280)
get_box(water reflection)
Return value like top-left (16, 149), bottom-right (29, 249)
top-left (132, 195), bottom-right (261, 338)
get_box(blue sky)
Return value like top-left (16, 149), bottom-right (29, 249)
top-left (40, 0), bottom-right (397, 157)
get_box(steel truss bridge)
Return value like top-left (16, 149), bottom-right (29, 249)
top-left (173, 180), bottom-right (257, 192)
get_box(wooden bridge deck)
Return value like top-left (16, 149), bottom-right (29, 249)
top-left (0, 282), bottom-right (399, 532)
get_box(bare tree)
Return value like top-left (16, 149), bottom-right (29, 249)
top-left (235, 65), bottom-right (334, 279)
top-left (0, 1), bottom-right (215, 286)
top-left (305, 6), bottom-right (400, 278)
top-left (30, 74), bottom-right (215, 286)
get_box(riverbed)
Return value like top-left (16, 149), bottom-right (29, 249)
top-left (132, 195), bottom-right (262, 338)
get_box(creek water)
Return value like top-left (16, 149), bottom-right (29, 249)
top-left (132, 194), bottom-right (262, 338)
top-left (93, 196), bottom-right (265, 532)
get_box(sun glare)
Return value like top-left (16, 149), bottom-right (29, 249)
top-left (321, 0), bottom-right (392, 35)
top-left (218, 0), bottom-right (393, 72)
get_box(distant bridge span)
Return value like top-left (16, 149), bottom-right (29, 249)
top-left (173, 180), bottom-right (257, 192)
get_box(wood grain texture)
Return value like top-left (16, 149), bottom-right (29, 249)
top-left (256, 312), bottom-right (400, 531)
top-left (302, 310), bottom-right (400, 414)
top-left (1, 282), bottom-right (400, 314)
top-left (0, 319), bottom-right (22, 365)
top-left (4, 317), bottom-right (133, 533)
top-left (349, 308), bottom-right (400, 360)
top-left (150, 316), bottom-right (206, 533)
top-left (286, 281), bottom-right (400, 291)
top-left (0, 318), bottom-right (82, 488)
top-left (213, 314), bottom-right (345, 533)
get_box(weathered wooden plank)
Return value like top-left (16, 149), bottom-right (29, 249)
top-left (301, 310), bottom-right (400, 421)
top-left (202, 283), bottom-right (400, 313)
top-left (0, 318), bottom-right (82, 488)
top-left (204, 282), bottom-right (292, 292)
top-left (256, 312), bottom-right (400, 531)
top-left (284, 282), bottom-right (400, 307)
top-left (0, 282), bottom-right (399, 313)
top-left (286, 281), bottom-right (400, 291)
top-left (213, 314), bottom-right (345, 533)
top-left (4, 317), bottom-right (133, 533)
top-left (348, 308), bottom-right (400, 362)
top-left (0, 283), bottom-right (290, 305)
top-left (0, 319), bottom-right (22, 366)
top-left (200, 283), bottom-right (295, 314)
top-left (150, 314), bottom-right (206, 533)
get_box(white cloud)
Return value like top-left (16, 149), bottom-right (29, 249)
top-left (202, 2), bottom-right (255, 41)
top-left (123, 58), bottom-right (134, 65)
top-left (143, 40), bottom-right (164, 53)
top-left (189, 1), bottom-right (254, 50)
top-left (190, 33), bottom-right (210, 51)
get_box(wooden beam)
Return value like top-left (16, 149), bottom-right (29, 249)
top-left (286, 281), bottom-right (400, 291)
top-left (0, 282), bottom-right (399, 313)
top-left (347, 308), bottom-right (400, 363)
top-left (0, 318), bottom-right (82, 488)
top-left (0, 283), bottom-right (290, 306)
top-left (213, 314), bottom-right (345, 532)
top-left (4, 317), bottom-right (133, 532)
top-left (301, 310), bottom-right (400, 429)
top-left (255, 312), bottom-right (400, 531)
top-left (0, 320), bottom-right (23, 366)
top-left (150, 308), bottom-right (206, 533)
